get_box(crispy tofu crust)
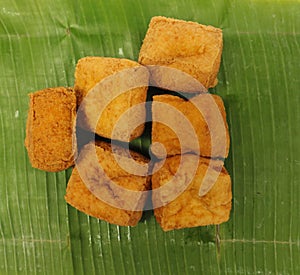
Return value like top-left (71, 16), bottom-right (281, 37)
top-left (151, 94), bottom-right (230, 158)
top-left (25, 87), bottom-right (77, 172)
top-left (74, 57), bottom-right (148, 141)
top-left (152, 155), bottom-right (232, 231)
top-left (65, 141), bottom-right (151, 226)
top-left (138, 16), bottom-right (223, 90)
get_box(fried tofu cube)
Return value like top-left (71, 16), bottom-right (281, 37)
top-left (152, 154), bottom-right (232, 231)
top-left (139, 16), bottom-right (223, 91)
top-left (151, 93), bottom-right (230, 158)
top-left (25, 87), bottom-right (77, 172)
top-left (65, 141), bottom-right (150, 226)
top-left (74, 57), bottom-right (148, 141)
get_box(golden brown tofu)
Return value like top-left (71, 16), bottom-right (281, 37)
top-left (152, 154), bottom-right (232, 231)
top-left (25, 87), bottom-right (77, 172)
top-left (139, 16), bottom-right (223, 91)
top-left (151, 93), bottom-right (230, 158)
top-left (65, 141), bottom-right (150, 226)
top-left (74, 57), bottom-right (148, 141)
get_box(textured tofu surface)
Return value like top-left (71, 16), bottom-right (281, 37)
top-left (151, 93), bottom-right (230, 158)
top-left (152, 155), bottom-right (232, 231)
top-left (25, 87), bottom-right (77, 172)
top-left (65, 141), bottom-right (150, 226)
top-left (139, 16), bottom-right (223, 90)
top-left (74, 57), bottom-right (148, 141)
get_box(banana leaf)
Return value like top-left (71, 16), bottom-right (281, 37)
top-left (0, 0), bottom-right (299, 274)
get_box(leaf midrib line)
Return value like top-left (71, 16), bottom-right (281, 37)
top-left (1, 237), bottom-right (299, 245)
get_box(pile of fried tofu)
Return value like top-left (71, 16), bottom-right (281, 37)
top-left (25, 16), bottom-right (231, 231)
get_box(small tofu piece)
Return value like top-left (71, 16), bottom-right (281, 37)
top-left (65, 141), bottom-right (150, 226)
top-left (152, 154), bottom-right (232, 231)
top-left (151, 94), bottom-right (230, 158)
top-left (74, 57), bottom-right (148, 141)
top-left (25, 87), bottom-right (77, 172)
top-left (139, 16), bottom-right (223, 91)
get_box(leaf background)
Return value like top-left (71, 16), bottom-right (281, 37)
top-left (0, 0), bottom-right (299, 274)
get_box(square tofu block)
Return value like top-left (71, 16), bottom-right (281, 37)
top-left (152, 154), bottom-right (232, 231)
top-left (65, 141), bottom-right (150, 226)
top-left (151, 93), bottom-right (230, 158)
top-left (25, 87), bottom-right (77, 172)
top-left (139, 16), bottom-right (223, 90)
top-left (74, 57), bottom-right (148, 141)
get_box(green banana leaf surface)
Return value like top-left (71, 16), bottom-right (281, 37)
top-left (0, 0), bottom-right (299, 274)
